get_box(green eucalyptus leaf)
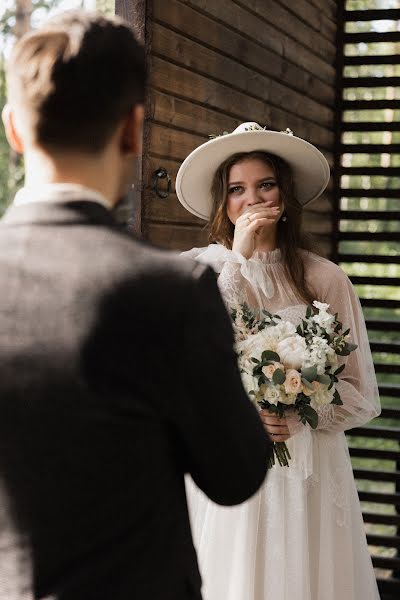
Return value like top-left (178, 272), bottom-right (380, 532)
top-left (316, 374), bottom-right (331, 385)
top-left (272, 368), bottom-right (286, 385)
top-left (261, 350), bottom-right (280, 362)
top-left (301, 366), bottom-right (318, 381)
top-left (302, 404), bottom-right (318, 429)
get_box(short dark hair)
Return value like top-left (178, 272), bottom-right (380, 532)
top-left (7, 10), bottom-right (146, 153)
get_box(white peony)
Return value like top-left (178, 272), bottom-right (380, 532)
top-left (276, 334), bottom-right (307, 370)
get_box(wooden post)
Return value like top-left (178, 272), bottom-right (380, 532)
top-left (115, 0), bottom-right (150, 236)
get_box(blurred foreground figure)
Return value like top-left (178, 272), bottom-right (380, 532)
top-left (0, 11), bottom-right (271, 600)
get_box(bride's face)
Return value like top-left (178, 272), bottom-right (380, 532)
top-left (226, 158), bottom-right (283, 225)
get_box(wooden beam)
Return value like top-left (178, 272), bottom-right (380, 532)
top-left (339, 254), bottom-right (400, 264)
top-left (340, 143), bottom-right (400, 153)
top-left (344, 9), bottom-right (400, 21)
top-left (343, 76), bottom-right (400, 88)
top-left (344, 31), bottom-right (400, 44)
top-left (342, 99), bottom-right (400, 110)
top-left (341, 122), bottom-right (400, 131)
top-left (340, 189), bottom-right (399, 198)
top-left (339, 231), bottom-right (400, 241)
top-left (339, 210), bottom-right (400, 220)
top-left (344, 54), bottom-right (400, 66)
top-left (339, 167), bottom-right (400, 176)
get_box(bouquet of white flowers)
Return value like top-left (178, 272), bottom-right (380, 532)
top-left (231, 301), bottom-right (358, 467)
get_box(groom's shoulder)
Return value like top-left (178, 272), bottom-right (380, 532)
top-left (109, 230), bottom-right (212, 284)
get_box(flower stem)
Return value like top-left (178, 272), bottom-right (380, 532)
top-left (268, 442), bottom-right (291, 468)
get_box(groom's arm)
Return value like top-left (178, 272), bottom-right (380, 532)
top-left (175, 264), bottom-right (272, 506)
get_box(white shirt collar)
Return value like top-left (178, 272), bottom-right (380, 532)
top-left (13, 183), bottom-right (111, 210)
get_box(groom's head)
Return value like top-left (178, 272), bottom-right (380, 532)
top-left (2, 10), bottom-right (146, 199)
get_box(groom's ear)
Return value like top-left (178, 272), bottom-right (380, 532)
top-left (2, 104), bottom-right (24, 155)
top-left (120, 104), bottom-right (144, 156)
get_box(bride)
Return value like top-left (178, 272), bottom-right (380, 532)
top-left (176, 123), bottom-right (381, 600)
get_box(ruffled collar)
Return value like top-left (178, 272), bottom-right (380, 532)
top-left (252, 248), bottom-right (282, 264)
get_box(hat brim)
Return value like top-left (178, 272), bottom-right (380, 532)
top-left (176, 130), bottom-right (331, 221)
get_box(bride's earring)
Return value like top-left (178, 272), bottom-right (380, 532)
top-left (281, 213), bottom-right (287, 222)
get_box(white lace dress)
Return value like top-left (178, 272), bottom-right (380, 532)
top-left (182, 244), bottom-right (381, 600)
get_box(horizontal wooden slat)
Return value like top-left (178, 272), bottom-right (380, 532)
top-left (340, 167), bottom-right (400, 176)
top-left (145, 222), bottom-right (208, 251)
top-left (149, 57), bottom-right (335, 152)
top-left (340, 189), bottom-right (399, 198)
top-left (343, 76), bottom-right (400, 88)
top-left (363, 512), bottom-right (400, 526)
top-left (350, 447), bottom-right (400, 461)
top-left (232, 0), bottom-right (337, 60)
top-left (349, 276), bottom-right (400, 286)
top-left (277, 0), bottom-right (336, 40)
top-left (378, 384), bottom-right (400, 397)
top-left (340, 143), bottom-right (400, 154)
top-left (372, 555), bottom-right (400, 571)
top-left (367, 533), bottom-right (400, 550)
top-left (339, 211), bottom-right (400, 220)
top-left (375, 362), bottom-right (400, 374)
top-left (358, 490), bottom-right (400, 505)
top-left (366, 319), bottom-right (400, 331)
top-left (361, 298), bottom-right (400, 310)
top-left (182, 0), bottom-right (336, 84)
top-left (339, 254), bottom-right (400, 265)
top-left (370, 342), bottom-right (400, 354)
top-left (338, 231), bottom-right (400, 241)
top-left (344, 8), bottom-right (400, 21)
top-left (344, 32), bottom-right (400, 44)
top-left (366, 320), bottom-right (400, 332)
top-left (353, 468), bottom-right (400, 483)
top-left (350, 425), bottom-right (400, 440)
top-left (342, 99), bottom-right (400, 109)
top-left (381, 408), bottom-right (400, 419)
top-left (377, 578), bottom-right (400, 598)
top-left (344, 54), bottom-right (400, 66)
top-left (151, 0), bottom-right (338, 105)
top-left (341, 122), bottom-right (400, 132)
top-left (151, 21), bottom-right (334, 128)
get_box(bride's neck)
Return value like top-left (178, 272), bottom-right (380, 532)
top-left (254, 228), bottom-right (278, 253)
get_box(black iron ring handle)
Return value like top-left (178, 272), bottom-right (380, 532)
top-left (151, 167), bottom-right (172, 199)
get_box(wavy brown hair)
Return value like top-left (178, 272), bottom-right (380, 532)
top-left (209, 151), bottom-right (315, 304)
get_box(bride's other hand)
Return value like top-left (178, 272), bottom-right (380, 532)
top-left (232, 204), bottom-right (280, 259)
top-left (259, 411), bottom-right (291, 442)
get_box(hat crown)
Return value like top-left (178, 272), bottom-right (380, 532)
top-left (233, 122), bottom-right (264, 134)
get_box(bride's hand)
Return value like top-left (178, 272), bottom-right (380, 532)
top-left (232, 203), bottom-right (281, 259)
top-left (259, 411), bottom-right (291, 442)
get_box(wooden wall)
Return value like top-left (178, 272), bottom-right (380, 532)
top-left (123, 0), bottom-right (339, 255)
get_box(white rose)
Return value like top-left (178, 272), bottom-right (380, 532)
top-left (310, 384), bottom-right (335, 409)
top-left (284, 369), bottom-right (302, 395)
top-left (263, 385), bottom-right (283, 406)
top-left (262, 361), bottom-right (284, 380)
top-left (276, 335), bottom-right (306, 370)
top-left (280, 391), bottom-right (297, 406)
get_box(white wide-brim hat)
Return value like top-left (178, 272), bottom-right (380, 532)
top-left (176, 122), bottom-right (330, 221)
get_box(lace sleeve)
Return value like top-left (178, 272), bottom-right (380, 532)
top-left (314, 266), bottom-right (381, 432)
top-left (181, 244), bottom-right (275, 310)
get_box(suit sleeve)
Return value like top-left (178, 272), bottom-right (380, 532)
top-left (173, 264), bottom-right (272, 506)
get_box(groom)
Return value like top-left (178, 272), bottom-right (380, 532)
top-left (0, 9), bottom-right (271, 600)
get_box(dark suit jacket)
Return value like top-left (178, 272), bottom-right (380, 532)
top-left (0, 198), bottom-right (271, 600)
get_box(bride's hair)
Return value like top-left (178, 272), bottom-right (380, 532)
top-left (208, 150), bottom-right (315, 305)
